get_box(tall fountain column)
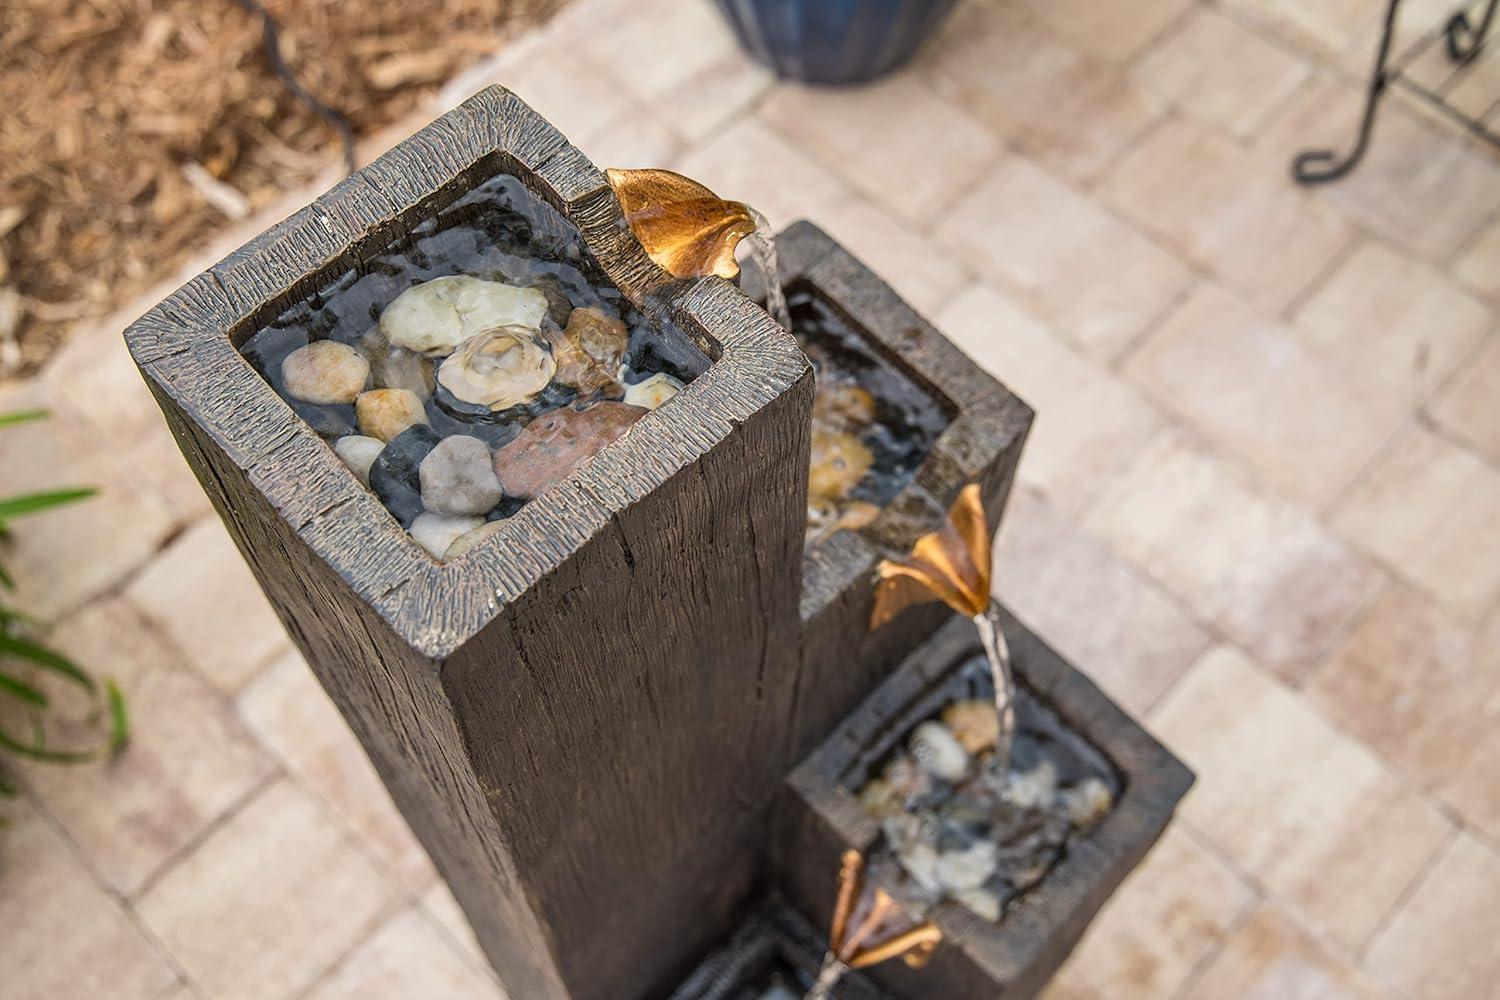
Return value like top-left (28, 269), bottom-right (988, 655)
top-left (126, 87), bottom-right (815, 1000)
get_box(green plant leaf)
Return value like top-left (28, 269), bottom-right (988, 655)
top-left (0, 768), bottom-right (14, 796)
top-left (0, 604), bottom-right (39, 629)
top-left (105, 679), bottom-right (129, 754)
top-left (0, 723), bottom-right (96, 765)
top-left (0, 635), bottom-right (94, 691)
top-left (0, 409), bottom-right (50, 428)
top-left (0, 558), bottom-right (12, 591)
top-left (0, 487), bottom-right (99, 522)
top-left (0, 670), bottom-right (48, 707)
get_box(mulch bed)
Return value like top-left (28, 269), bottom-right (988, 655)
top-left (1, 0), bottom-right (563, 377)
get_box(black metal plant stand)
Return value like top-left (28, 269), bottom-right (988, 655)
top-left (1294, 0), bottom-right (1500, 183)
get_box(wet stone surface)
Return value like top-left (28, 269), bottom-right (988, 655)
top-left (851, 655), bottom-right (1119, 926)
top-left (787, 287), bottom-right (950, 546)
top-left (238, 171), bottom-right (709, 560)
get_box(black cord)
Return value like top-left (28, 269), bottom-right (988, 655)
top-left (229, 0), bottom-right (359, 175)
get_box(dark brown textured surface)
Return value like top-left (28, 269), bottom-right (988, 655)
top-left (773, 612), bottom-right (1195, 999)
top-left (765, 222), bottom-right (1034, 773)
top-left (126, 85), bottom-right (813, 1000)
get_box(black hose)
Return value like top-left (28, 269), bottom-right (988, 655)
top-left (229, 0), bottom-right (359, 175)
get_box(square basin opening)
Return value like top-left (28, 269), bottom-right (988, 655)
top-left (786, 281), bottom-right (955, 547)
top-left (839, 650), bottom-right (1123, 926)
top-left (236, 165), bottom-right (711, 562)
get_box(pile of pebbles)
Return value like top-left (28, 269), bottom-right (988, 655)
top-left (855, 673), bottom-right (1117, 924)
top-left (266, 273), bottom-right (687, 560)
top-left (788, 289), bottom-right (949, 546)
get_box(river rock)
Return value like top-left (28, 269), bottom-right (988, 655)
top-left (360, 328), bottom-right (434, 399)
top-left (1007, 759), bottom-right (1058, 811)
top-left (549, 305), bottom-right (629, 396)
top-left (411, 512), bottom-right (484, 560)
top-left (379, 275), bottom-right (548, 356)
top-left (895, 841), bottom-right (944, 894)
top-left (369, 425), bottom-right (442, 526)
top-left (281, 340), bottom-right (369, 404)
top-left (908, 720), bottom-right (970, 783)
top-left (437, 326), bottom-right (556, 412)
top-left (813, 381), bottom-right (876, 427)
top-left (333, 434), bottom-right (385, 486)
top-left (935, 841), bottom-right (998, 892)
top-left (942, 699), bottom-right (1001, 754)
top-left (622, 372), bottom-right (683, 410)
top-left (356, 388), bottom-right (429, 442)
top-left (808, 427), bottom-right (873, 500)
top-left (419, 436), bottom-right (503, 516)
top-left (953, 887), bottom-right (1001, 922)
top-left (1060, 777), bottom-right (1114, 828)
top-left (492, 401), bottom-right (647, 498)
top-left (444, 519), bottom-right (507, 560)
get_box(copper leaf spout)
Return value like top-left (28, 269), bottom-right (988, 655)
top-left (870, 483), bottom-right (992, 630)
top-left (605, 168), bottom-right (758, 280)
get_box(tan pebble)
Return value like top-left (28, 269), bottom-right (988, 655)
top-left (444, 519), bottom-right (507, 560)
top-left (808, 427), bottom-right (873, 500)
top-left (356, 388), bottom-right (428, 442)
top-left (437, 326), bottom-right (556, 411)
top-left (622, 372), bottom-right (683, 410)
top-left (942, 699), bottom-right (1001, 754)
top-left (281, 340), bottom-right (369, 404)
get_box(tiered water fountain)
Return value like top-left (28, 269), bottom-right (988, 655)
top-left (125, 87), bottom-right (1190, 999)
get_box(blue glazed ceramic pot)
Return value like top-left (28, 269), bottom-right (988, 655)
top-left (714, 0), bottom-right (958, 85)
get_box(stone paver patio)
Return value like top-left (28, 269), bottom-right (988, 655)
top-left (5, 0), bottom-right (1500, 997)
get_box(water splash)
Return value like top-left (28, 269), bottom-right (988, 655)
top-left (743, 208), bottom-right (790, 331)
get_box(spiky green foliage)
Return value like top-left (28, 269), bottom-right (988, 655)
top-left (0, 410), bottom-right (127, 795)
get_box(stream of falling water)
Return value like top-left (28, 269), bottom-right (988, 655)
top-left (744, 208), bottom-right (790, 331)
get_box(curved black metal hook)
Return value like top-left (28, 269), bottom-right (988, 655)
top-left (1446, 0), bottom-right (1499, 62)
top-left (1293, 0), bottom-right (1399, 184)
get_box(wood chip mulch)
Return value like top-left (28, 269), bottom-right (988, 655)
top-left (1, 0), bottom-right (563, 377)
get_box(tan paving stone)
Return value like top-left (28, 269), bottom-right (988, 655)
top-left (1103, 117), bottom-right (1355, 314)
top-left (580, 112), bottom-right (684, 172)
top-left (809, 193), bottom-right (969, 316)
top-left (994, 487), bottom-right (1211, 717)
top-left (1310, 587), bottom-right (1500, 838)
top-left (673, 116), bottom-right (848, 231)
top-left (40, 322), bottom-right (211, 525)
top-left (1331, 424), bottom-right (1500, 621)
top-left (759, 73), bottom-right (1001, 226)
top-left (1367, 831), bottom-right (1500, 1000)
top-left (1009, 0), bottom-right (1195, 64)
top-left (933, 156), bottom-right (1192, 361)
top-left (19, 598), bottom-right (274, 898)
top-left (0, 800), bottom-right (178, 1000)
top-left (573, 0), bottom-right (773, 144)
top-left (435, 21), bottom-right (635, 151)
top-left (1428, 332), bottom-right (1500, 463)
top-left (935, 284), bottom-right (1165, 517)
top-left (924, 5), bottom-right (1161, 183)
top-left (1088, 433), bottom-right (1382, 679)
top-left (1218, 0), bottom-right (1378, 66)
top-left (1152, 646), bottom-right (1453, 954)
top-left (306, 905), bottom-right (503, 1000)
top-left (0, 384), bottom-right (175, 622)
top-left (137, 779), bottom-right (399, 1000)
top-left (1125, 283), bottom-right (1404, 509)
top-left (423, 881), bottom-right (488, 971)
top-left (1257, 74), bottom-right (1500, 263)
top-left (1132, 8), bottom-right (1311, 139)
top-left (1044, 826), bottom-right (1253, 999)
top-left (126, 517), bottom-right (289, 695)
top-left (238, 648), bottom-right (436, 892)
top-left (1181, 904), bottom-right (1386, 999)
top-left (1454, 213), bottom-right (1500, 300)
top-left (1293, 239), bottom-right (1492, 407)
